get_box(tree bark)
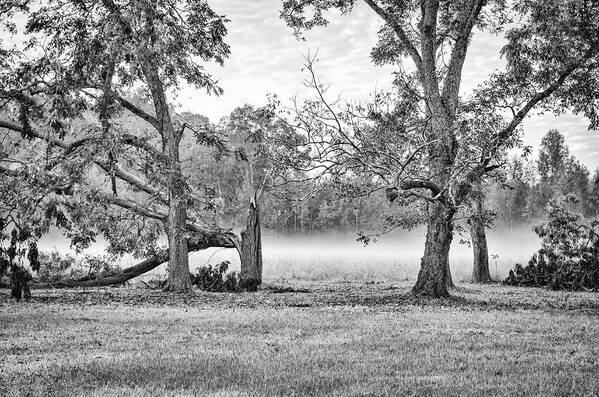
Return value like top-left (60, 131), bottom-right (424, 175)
top-left (412, 203), bottom-right (455, 297)
top-left (239, 198), bottom-right (263, 291)
top-left (469, 194), bottom-right (491, 283)
top-left (28, 232), bottom-right (237, 289)
top-left (163, 199), bottom-right (191, 292)
top-left (411, 113), bottom-right (457, 297)
top-left (445, 257), bottom-right (454, 288)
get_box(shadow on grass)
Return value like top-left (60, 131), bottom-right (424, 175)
top-left (2, 282), bottom-right (598, 314)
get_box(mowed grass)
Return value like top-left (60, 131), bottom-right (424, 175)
top-left (1, 282), bottom-right (598, 396)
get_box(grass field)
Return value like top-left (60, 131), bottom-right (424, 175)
top-left (2, 282), bottom-right (598, 396)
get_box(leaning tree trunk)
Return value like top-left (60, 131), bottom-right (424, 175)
top-left (412, 203), bottom-right (456, 298)
top-left (239, 197), bottom-right (263, 291)
top-left (469, 193), bottom-right (491, 283)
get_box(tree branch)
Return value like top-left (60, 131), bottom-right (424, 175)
top-left (441, 0), bottom-right (485, 117)
top-left (418, 0), bottom-right (444, 111)
top-left (115, 95), bottom-right (160, 131)
top-left (90, 191), bottom-right (168, 222)
top-left (490, 46), bottom-right (599, 164)
top-left (0, 120), bottom-right (171, 204)
top-left (119, 133), bottom-right (168, 161)
top-left (93, 160), bottom-right (169, 203)
top-left (362, 0), bottom-right (423, 73)
top-left (399, 178), bottom-right (441, 196)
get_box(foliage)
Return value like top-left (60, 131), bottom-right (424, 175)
top-left (537, 129), bottom-right (569, 182)
top-left (279, 0), bottom-right (599, 213)
top-left (35, 250), bottom-right (119, 282)
top-left (0, 228), bottom-right (38, 301)
top-left (504, 196), bottom-right (599, 291)
top-left (0, 0), bottom-right (240, 291)
top-left (191, 261), bottom-right (239, 292)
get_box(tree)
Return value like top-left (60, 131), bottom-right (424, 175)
top-left (215, 105), bottom-right (273, 289)
top-left (281, 0), bottom-right (599, 297)
top-left (538, 129), bottom-right (569, 182)
top-left (557, 157), bottom-right (591, 215)
top-left (0, 0), bottom-right (237, 292)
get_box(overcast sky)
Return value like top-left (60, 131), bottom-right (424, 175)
top-left (175, 0), bottom-right (599, 171)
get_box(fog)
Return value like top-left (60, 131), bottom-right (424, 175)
top-left (37, 224), bottom-right (541, 283)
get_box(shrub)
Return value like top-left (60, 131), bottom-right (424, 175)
top-left (36, 251), bottom-right (78, 282)
top-left (35, 251), bottom-right (120, 282)
top-left (192, 261), bottom-right (240, 292)
top-left (0, 229), bottom-right (37, 301)
top-left (504, 196), bottom-right (599, 291)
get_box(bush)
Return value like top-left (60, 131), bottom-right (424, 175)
top-left (192, 261), bottom-right (240, 292)
top-left (36, 251), bottom-right (120, 282)
top-left (36, 251), bottom-right (77, 282)
top-left (0, 229), bottom-right (37, 301)
top-left (504, 196), bottom-right (599, 291)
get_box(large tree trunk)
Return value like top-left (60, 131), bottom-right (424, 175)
top-left (469, 194), bottom-right (491, 283)
top-left (28, 233), bottom-right (237, 289)
top-left (163, 198), bottom-right (191, 292)
top-left (409, 109), bottom-right (458, 297)
top-left (239, 198), bottom-right (263, 291)
top-left (140, 48), bottom-right (191, 292)
top-left (412, 203), bottom-right (455, 298)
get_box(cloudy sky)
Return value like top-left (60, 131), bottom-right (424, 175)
top-left (175, 0), bottom-right (599, 171)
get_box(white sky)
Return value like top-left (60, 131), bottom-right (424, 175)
top-left (5, 1), bottom-right (598, 170)
top-left (176, 0), bottom-right (599, 171)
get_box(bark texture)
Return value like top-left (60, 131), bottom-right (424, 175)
top-left (163, 200), bottom-right (191, 292)
top-left (411, 114), bottom-right (457, 296)
top-left (469, 195), bottom-right (491, 283)
top-left (412, 203), bottom-right (455, 297)
top-left (239, 199), bottom-right (263, 291)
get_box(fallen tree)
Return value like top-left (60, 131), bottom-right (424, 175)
top-left (504, 196), bottom-right (599, 291)
top-left (29, 232), bottom-right (238, 289)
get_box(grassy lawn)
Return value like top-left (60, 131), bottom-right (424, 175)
top-left (1, 282), bottom-right (598, 396)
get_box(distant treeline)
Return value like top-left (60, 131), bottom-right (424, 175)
top-left (487, 129), bottom-right (599, 227)
top-left (214, 123), bottom-right (597, 234)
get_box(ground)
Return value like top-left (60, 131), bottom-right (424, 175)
top-left (1, 282), bottom-right (598, 396)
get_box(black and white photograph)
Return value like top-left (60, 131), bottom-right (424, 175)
top-left (1, 0), bottom-right (598, 395)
